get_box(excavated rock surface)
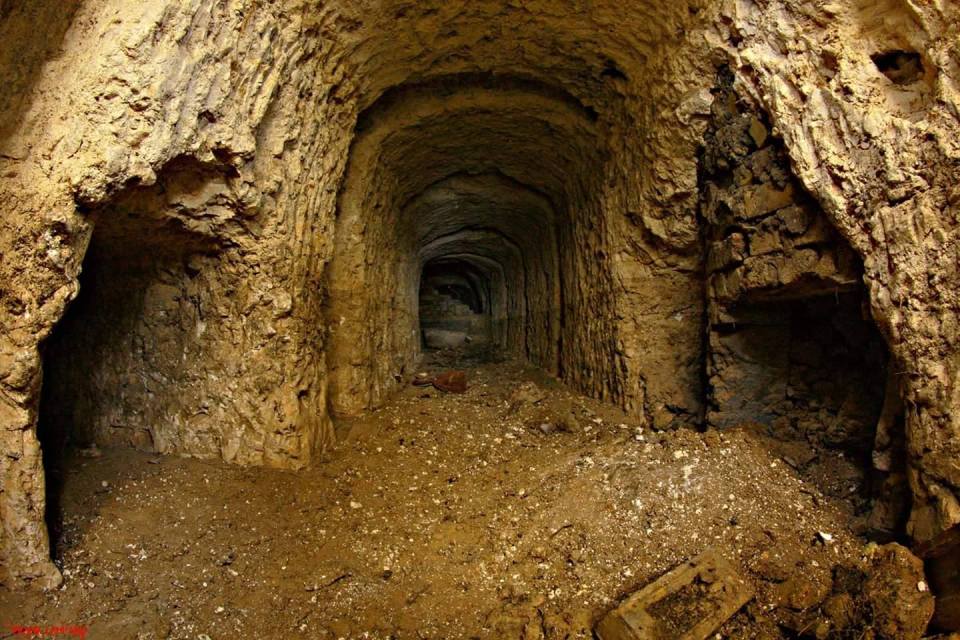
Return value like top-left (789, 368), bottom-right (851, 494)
top-left (0, 0), bottom-right (957, 601)
top-left (701, 76), bottom-right (886, 438)
top-left (713, 0), bottom-right (960, 547)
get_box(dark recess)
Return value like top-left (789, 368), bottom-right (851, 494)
top-left (871, 50), bottom-right (924, 85)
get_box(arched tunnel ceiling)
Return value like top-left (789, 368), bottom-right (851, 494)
top-left (405, 173), bottom-right (557, 259)
top-left (425, 253), bottom-right (506, 302)
top-left (420, 229), bottom-right (524, 272)
top-left (331, 0), bottom-right (705, 116)
top-left (349, 77), bottom-right (605, 213)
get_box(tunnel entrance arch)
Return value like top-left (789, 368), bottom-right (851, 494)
top-left (324, 75), bottom-right (622, 417)
top-left (418, 257), bottom-right (498, 352)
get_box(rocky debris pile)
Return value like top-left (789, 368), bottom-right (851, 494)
top-left (419, 287), bottom-right (491, 349)
top-left (725, 542), bottom-right (934, 639)
top-left (698, 71), bottom-right (894, 543)
top-left (422, 327), bottom-right (472, 349)
top-left (915, 525), bottom-right (960, 632)
top-left (594, 542), bottom-right (935, 640)
top-left (506, 381), bottom-right (585, 435)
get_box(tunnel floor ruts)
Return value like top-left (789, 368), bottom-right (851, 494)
top-left (3, 358), bottom-right (874, 638)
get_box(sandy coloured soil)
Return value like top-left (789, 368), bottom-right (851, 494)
top-left (2, 356), bottom-right (874, 639)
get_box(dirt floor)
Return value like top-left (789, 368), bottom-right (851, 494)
top-left (0, 352), bottom-right (913, 639)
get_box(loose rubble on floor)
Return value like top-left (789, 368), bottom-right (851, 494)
top-left (0, 355), bottom-right (939, 638)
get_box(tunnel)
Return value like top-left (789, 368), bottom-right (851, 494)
top-left (325, 75), bottom-right (607, 417)
top-left (419, 257), bottom-right (495, 351)
top-left (4, 0), bottom-right (959, 636)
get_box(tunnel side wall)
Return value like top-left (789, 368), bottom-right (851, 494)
top-left (714, 0), bottom-right (960, 544)
top-left (700, 80), bottom-right (887, 444)
top-left (0, 0), bottom-right (349, 587)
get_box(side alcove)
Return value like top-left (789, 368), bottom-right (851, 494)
top-left (699, 72), bottom-right (906, 538)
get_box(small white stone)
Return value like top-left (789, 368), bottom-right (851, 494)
top-left (349, 501), bottom-right (362, 509)
top-left (918, 581), bottom-right (928, 592)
